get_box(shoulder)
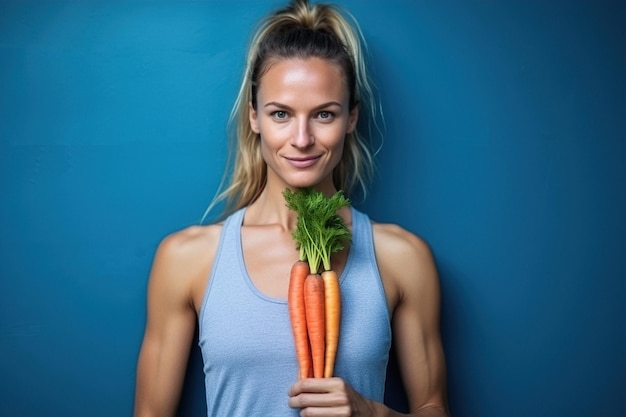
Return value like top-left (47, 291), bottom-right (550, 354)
top-left (371, 222), bottom-right (433, 262)
top-left (370, 221), bottom-right (439, 309)
top-left (371, 222), bottom-right (435, 275)
top-left (156, 223), bottom-right (223, 263)
top-left (148, 223), bottom-right (224, 308)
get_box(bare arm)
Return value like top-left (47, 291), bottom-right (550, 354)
top-left (374, 224), bottom-right (449, 417)
top-left (134, 229), bottom-right (213, 417)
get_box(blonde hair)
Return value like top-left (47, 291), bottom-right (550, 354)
top-left (203, 0), bottom-right (382, 222)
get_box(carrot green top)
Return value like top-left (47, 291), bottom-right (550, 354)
top-left (283, 188), bottom-right (352, 275)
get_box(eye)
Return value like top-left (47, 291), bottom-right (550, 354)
top-left (317, 111), bottom-right (335, 121)
top-left (272, 110), bottom-right (288, 120)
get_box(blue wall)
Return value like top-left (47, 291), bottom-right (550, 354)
top-left (1, 1), bottom-right (623, 416)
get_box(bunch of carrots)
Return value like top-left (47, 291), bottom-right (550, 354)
top-left (283, 187), bottom-right (351, 379)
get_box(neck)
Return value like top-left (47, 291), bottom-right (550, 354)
top-left (244, 175), bottom-right (339, 231)
top-left (245, 186), bottom-right (296, 230)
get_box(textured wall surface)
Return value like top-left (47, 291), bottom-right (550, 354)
top-left (1, 1), bottom-right (624, 416)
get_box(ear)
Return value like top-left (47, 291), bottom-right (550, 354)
top-left (249, 101), bottom-right (260, 134)
top-left (347, 102), bottom-right (359, 134)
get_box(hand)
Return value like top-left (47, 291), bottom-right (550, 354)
top-left (288, 377), bottom-right (375, 417)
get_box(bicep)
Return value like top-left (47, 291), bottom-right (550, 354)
top-left (393, 284), bottom-right (447, 412)
top-left (134, 238), bottom-right (198, 417)
top-left (380, 228), bottom-right (448, 412)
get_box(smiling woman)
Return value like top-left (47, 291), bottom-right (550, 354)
top-left (249, 57), bottom-right (358, 191)
top-left (133, 0), bottom-right (449, 416)
top-left (1, 0), bottom-right (623, 416)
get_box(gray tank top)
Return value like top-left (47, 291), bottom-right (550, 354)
top-left (198, 207), bottom-right (391, 416)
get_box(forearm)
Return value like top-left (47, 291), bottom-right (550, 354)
top-left (134, 339), bottom-right (186, 417)
top-left (134, 369), bottom-right (182, 417)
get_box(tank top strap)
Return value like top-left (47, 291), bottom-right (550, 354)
top-left (350, 207), bottom-right (372, 252)
top-left (198, 207), bottom-right (246, 319)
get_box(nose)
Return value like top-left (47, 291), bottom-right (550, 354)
top-left (290, 117), bottom-right (315, 149)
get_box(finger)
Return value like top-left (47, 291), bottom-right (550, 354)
top-left (288, 391), bottom-right (350, 409)
top-left (288, 379), bottom-right (351, 410)
top-left (299, 405), bottom-right (352, 417)
top-left (290, 377), bottom-right (343, 396)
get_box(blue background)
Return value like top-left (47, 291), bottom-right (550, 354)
top-left (1, 1), bottom-right (624, 416)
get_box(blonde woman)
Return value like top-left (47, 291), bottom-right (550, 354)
top-left (134, 1), bottom-right (448, 416)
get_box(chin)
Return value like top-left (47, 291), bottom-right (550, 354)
top-left (286, 180), bottom-right (319, 190)
top-left (283, 174), bottom-right (329, 190)
top-left (268, 164), bottom-right (335, 190)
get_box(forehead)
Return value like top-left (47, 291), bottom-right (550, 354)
top-left (257, 57), bottom-right (349, 102)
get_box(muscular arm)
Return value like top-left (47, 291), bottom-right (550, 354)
top-left (134, 229), bottom-right (214, 417)
top-left (374, 224), bottom-right (449, 417)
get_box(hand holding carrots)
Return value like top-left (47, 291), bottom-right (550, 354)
top-left (283, 188), bottom-right (351, 380)
top-left (288, 377), bottom-right (374, 416)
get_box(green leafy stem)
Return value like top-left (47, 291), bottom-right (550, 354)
top-left (283, 188), bottom-right (352, 275)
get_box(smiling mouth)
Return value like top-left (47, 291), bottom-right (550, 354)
top-left (286, 156), bottom-right (321, 168)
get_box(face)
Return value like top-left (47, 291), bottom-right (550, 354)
top-left (249, 57), bottom-right (358, 192)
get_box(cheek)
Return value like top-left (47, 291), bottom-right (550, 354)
top-left (325, 135), bottom-right (346, 166)
top-left (258, 131), bottom-right (284, 164)
top-left (258, 126), bottom-right (282, 149)
top-left (326, 129), bottom-right (347, 152)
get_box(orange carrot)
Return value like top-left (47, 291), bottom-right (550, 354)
top-left (321, 270), bottom-right (340, 378)
top-left (283, 187), bottom-right (351, 379)
top-left (304, 273), bottom-right (326, 378)
top-left (288, 260), bottom-right (312, 379)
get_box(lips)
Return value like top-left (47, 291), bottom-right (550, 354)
top-left (285, 155), bottom-right (321, 169)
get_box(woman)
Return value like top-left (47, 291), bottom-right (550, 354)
top-left (134, 1), bottom-right (449, 416)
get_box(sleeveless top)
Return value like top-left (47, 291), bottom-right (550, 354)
top-left (198, 207), bottom-right (391, 417)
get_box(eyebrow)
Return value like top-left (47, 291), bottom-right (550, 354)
top-left (263, 101), bottom-right (343, 111)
